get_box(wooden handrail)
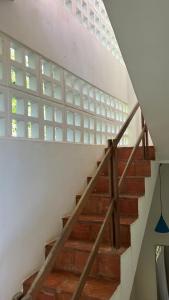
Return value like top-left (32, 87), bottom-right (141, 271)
top-left (115, 103), bottom-right (140, 145)
top-left (71, 201), bottom-right (114, 300)
top-left (118, 125), bottom-right (146, 189)
top-left (16, 101), bottom-right (149, 300)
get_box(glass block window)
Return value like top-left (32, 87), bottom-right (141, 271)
top-left (0, 33), bottom-right (129, 145)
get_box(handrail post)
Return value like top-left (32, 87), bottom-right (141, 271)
top-left (145, 124), bottom-right (149, 159)
top-left (112, 139), bottom-right (120, 249)
top-left (141, 113), bottom-right (146, 159)
top-left (108, 139), bottom-right (114, 246)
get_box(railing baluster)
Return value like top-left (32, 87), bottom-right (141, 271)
top-left (112, 139), bottom-right (120, 249)
top-left (108, 139), bottom-right (114, 246)
top-left (141, 113), bottom-right (146, 159)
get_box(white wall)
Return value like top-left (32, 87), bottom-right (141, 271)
top-left (0, 139), bottom-right (104, 300)
top-left (132, 164), bottom-right (169, 300)
top-left (103, 0), bottom-right (169, 160)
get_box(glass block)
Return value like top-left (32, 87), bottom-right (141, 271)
top-left (106, 96), bottom-right (110, 106)
top-left (11, 97), bottom-right (24, 115)
top-left (83, 16), bottom-right (88, 27)
top-left (101, 105), bottom-right (106, 116)
top-left (12, 119), bottom-right (25, 137)
top-left (84, 117), bottom-right (89, 128)
top-left (89, 118), bottom-right (94, 130)
top-left (27, 101), bottom-right (38, 118)
top-left (96, 104), bottom-right (101, 115)
top-left (96, 121), bottom-right (101, 131)
top-left (110, 110), bottom-right (115, 119)
top-left (41, 59), bottom-right (51, 77)
top-left (25, 50), bottom-right (37, 69)
top-left (66, 90), bottom-right (73, 104)
top-left (0, 62), bottom-right (3, 80)
top-left (75, 113), bottom-right (81, 126)
top-left (0, 118), bottom-right (5, 136)
top-left (44, 125), bottom-right (53, 141)
top-left (75, 130), bottom-right (81, 143)
top-left (110, 98), bottom-right (114, 107)
top-left (101, 94), bottom-right (105, 103)
top-left (84, 131), bottom-right (89, 144)
top-left (55, 127), bottom-right (63, 142)
top-left (53, 83), bottom-right (62, 100)
top-left (64, 71), bottom-right (73, 87)
top-left (116, 112), bottom-right (119, 121)
top-left (96, 133), bottom-right (101, 144)
top-left (67, 111), bottom-right (74, 125)
top-left (11, 67), bottom-right (24, 86)
top-left (89, 87), bottom-right (94, 98)
top-left (102, 134), bottom-right (106, 145)
top-left (95, 90), bottom-right (101, 101)
top-left (106, 108), bottom-right (111, 118)
top-left (89, 99), bottom-right (95, 112)
top-left (82, 85), bottom-right (89, 96)
top-left (89, 133), bottom-right (94, 144)
top-left (82, 0), bottom-right (87, 11)
top-left (67, 128), bottom-right (74, 142)
top-left (76, 8), bottom-right (82, 22)
top-left (52, 65), bottom-right (62, 81)
top-left (112, 126), bottom-right (115, 134)
top-left (55, 109), bottom-right (63, 123)
top-left (42, 80), bottom-right (52, 97)
top-left (74, 93), bottom-right (81, 106)
top-left (27, 122), bottom-right (39, 139)
top-left (83, 97), bottom-right (89, 110)
top-left (74, 79), bottom-right (82, 92)
top-left (107, 124), bottom-right (111, 133)
top-left (10, 42), bottom-right (23, 63)
top-left (0, 92), bottom-right (5, 112)
top-left (0, 37), bottom-right (3, 55)
top-left (65, 0), bottom-right (72, 10)
top-left (26, 73), bottom-right (37, 91)
top-left (102, 122), bottom-right (106, 132)
top-left (44, 105), bottom-right (53, 121)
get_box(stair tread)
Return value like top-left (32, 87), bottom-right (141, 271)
top-left (63, 214), bottom-right (137, 225)
top-left (78, 193), bottom-right (141, 199)
top-left (25, 270), bottom-right (119, 300)
top-left (47, 239), bottom-right (126, 255)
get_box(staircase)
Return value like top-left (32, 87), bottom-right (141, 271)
top-left (22, 146), bottom-right (155, 300)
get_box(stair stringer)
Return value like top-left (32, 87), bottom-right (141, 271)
top-left (110, 161), bottom-right (159, 300)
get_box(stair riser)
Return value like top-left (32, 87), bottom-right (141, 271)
top-left (77, 196), bottom-right (138, 217)
top-left (98, 160), bottom-right (151, 177)
top-left (63, 218), bottom-right (112, 244)
top-left (117, 147), bottom-right (155, 160)
top-left (77, 196), bottom-right (110, 216)
top-left (90, 176), bottom-right (145, 195)
top-left (63, 218), bottom-right (130, 247)
top-left (45, 245), bottom-right (120, 280)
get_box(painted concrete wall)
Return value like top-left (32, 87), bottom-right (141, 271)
top-left (0, 139), bottom-right (104, 300)
top-left (132, 164), bottom-right (169, 300)
top-left (103, 0), bottom-right (169, 160)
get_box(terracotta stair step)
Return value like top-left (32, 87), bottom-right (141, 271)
top-left (76, 194), bottom-right (138, 217)
top-left (105, 146), bottom-right (155, 160)
top-left (45, 240), bottom-right (126, 280)
top-left (97, 159), bottom-right (151, 177)
top-left (63, 214), bottom-right (136, 247)
top-left (87, 175), bottom-right (145, 195)
top-left (23, 270), bottom-right (119, 300)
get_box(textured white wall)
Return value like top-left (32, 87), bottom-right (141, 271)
top-left (0, 139), bottom-right (104, 300)
top-left (103, 0), bottom-right (169, 159)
